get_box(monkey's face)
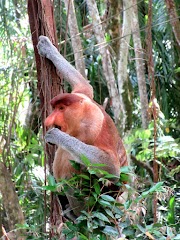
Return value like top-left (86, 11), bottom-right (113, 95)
top-left (44, 94), bottom-right (85, 135)
top-left (44, 104), bottom-right (68, 132)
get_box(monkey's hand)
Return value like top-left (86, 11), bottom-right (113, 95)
top-left (45, 128), bottom-right (120, 177)
top-left (37, 36), bottom-right (59, 59)
top-left (45, 128), bottom-right (62, 145)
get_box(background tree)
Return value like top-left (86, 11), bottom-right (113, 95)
top-left (63, 0), bottom-right (86, 78)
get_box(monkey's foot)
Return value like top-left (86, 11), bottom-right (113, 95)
top-left (37, 36), bottom-right (59, 59)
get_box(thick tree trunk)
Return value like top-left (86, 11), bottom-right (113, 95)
top-left (131, 0), bottom-right (149, 128)
top-left (0, 163), bottom-right (25, 239)
top-left (28, 0), bottom-right (63, 237)
top-left (117, 0), bottom-right (133, 134)
top-left (64, 0), bottom-right (86, 78)
top-left (86, 0), bottom-right (122, 125)
top-left (165, 0), bottom-right (180, 47)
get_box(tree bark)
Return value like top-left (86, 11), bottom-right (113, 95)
top-left (86, 0), bottom-right (122, 125)
top-left (108, 0), bottom-right (122, 59)
top-left (64, 0), bottom-right (87, 78)
top-left (165, 0), bottom-right (180, 47)
top-left (28, 0), bottom-right (63, 237)
top-left (0, 163), bottom-right (25, 239)
top-left (131, 0), bottom-right (149, 129)
top-left (117, 0), bottom-right (133, 134)
top-left (0, 203), bottom-right (2, 238)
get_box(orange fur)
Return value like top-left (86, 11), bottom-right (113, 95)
top-left (45, 93), bottom-right (127, 180)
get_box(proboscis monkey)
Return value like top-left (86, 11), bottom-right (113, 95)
top-left (37, 36), bottom-right (128, 217)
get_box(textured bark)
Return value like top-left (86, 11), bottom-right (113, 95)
top-left (108, 0), bottom-right (122, 59)
top-left (64, 0), bottom-right (86, 78)
top-left (147, 0), bottom-right (158, 223)
top-left (0, 163), bottom-right (25, 239)
top-left (118, 0), bottom-right (133, 134)
top-left (165, 0), bottom-right (180, 47)
top-left (28, 0), bottom-right (63, 237)
top-left (0, 202), bottom-right (3, 238)
top-left (131, 0), bottom-right (149, 128)
top-left (86, 0), bottom-right (122, 125)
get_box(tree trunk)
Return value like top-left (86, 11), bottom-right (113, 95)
top-left (117, 0), bottom-right (133, 134)
top-left (165, 0), bottom-right (180, 47)
top-left (86, 0), bottom-right (122, 126)
top-left (64, 0), bottom-right (87, 78)
top-left (0, 163), bottom-right (25, 239)
top-left (131, 0), bottom-right (149, 128)
top-left (146, 0), bottom-right (158, 223)
top-left (108, 0), bottom-right (122, 59)
top-left (28, 0), bottom-right (63, 237)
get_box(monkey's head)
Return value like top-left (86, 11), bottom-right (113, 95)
top-left (44, 93), bottom-right (85, 135)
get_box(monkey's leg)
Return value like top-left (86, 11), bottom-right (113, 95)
top-left (45, 128), bottom-right (120, 177)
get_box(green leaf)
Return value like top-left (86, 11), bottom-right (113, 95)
top-left (141, 190), bottom-right (150, 198)
top-left (42, 185), bottom-right (57, 192)
top-left (98, 200), bottom-right (112, 207)
top-left (87, 196), bottom-right (96, 207)
top-left (149, 182), bottom-right (164, 193)
top-left (91, 163), bottom-right (106, 167)
top-left (80, 155), bottom-right (91, 166)
top-left (47, 174), bottom-right (56, 186)
top-left (78, 174), bottom-right (90, 180)
top-left (120, 173), bottom-right (129, 182)
top-left (79, 233), bottom-right (89, 240)
top-left (92, 192), bottom-right (98, 201)
top-left (76, 215), bottom-right (87, 222)
top-left (93, 181), bottom-right (101, 195)
top-left (169, 196), bottom-right (175, 209)
top-left (137, 224), bottom-right (146, 233)
top-left (69, 160), bottom-right (81, 170)
top-left (66, 232), bottom-right (76, 240)
top-left (103, 173), bottom-right (119, 179)
top-left (144, 129), bottom-right (151, 138)
top-left (120, 166), bottom-right (133, 173)
top-left (66, 221), bottom-right (78, 232)
top-left (15, 223), bottom-right (29, 229)
top-left (93, 212), bottom-right (110, 223)
top-left (102, 226), bottom-right (119, 237)
top-left (88, 169), bottom-right (96, 175)
top-left (101, 195), bottom-right (115, 202)
top-left (167, 196), bottom-right (175, 224)
top-left (104, 208), bottom-right (114, 218)
top-left (113, 206), bottom-right (123, 216)
top-left (80, 210), bottom-right (89, 217)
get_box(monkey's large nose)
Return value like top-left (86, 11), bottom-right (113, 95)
top-left (44, 113), bottom-right (56, 126)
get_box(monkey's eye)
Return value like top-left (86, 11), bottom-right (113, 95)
top-left (59, 106), bottom-right (64, 110)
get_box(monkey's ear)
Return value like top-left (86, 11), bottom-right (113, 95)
top-left (50, 93), bottom-right (83, 108)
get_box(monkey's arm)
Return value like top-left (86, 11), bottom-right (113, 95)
top-left (45, 128), bottom-right (120, 177)
top-left (37, 36), bottom-right (93, 98)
